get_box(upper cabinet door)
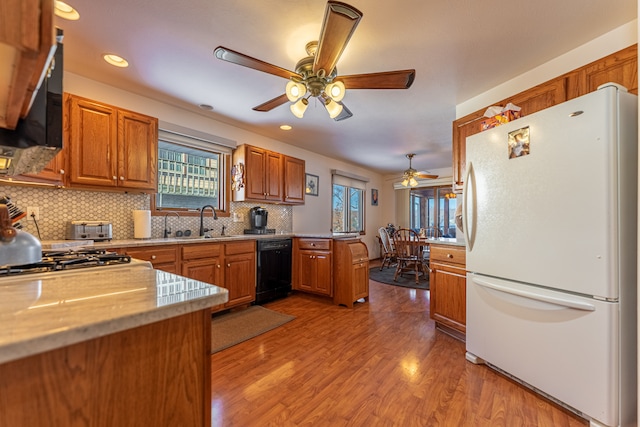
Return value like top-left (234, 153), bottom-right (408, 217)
top-left (283, 155), bottom-right (305, 204)
top-left (117, 110), bottom-right (158, 190)
top-left (245, 146), bottom-right (268, 200)
top-left (580, 44), bottom-right (638, 95)
top-left (265, 151), bottom-right (283, 201)
top-left (67, 95), bottom-right (119, 187)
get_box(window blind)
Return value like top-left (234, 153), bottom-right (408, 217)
top-left (331, 169), bottom-right (369, 189)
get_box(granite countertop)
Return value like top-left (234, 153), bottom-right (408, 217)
top-left (0, 261), bottom-right (228, 364)
top-left (42, 232), bottom-right (358, 250)
top-left (425, 237), bottom-right (466, 247)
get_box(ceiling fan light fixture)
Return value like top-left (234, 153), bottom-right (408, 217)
top-left (409, 177), bottom-right (419, 187)
top-left (401, 178), bottom-right (409, 187)
top-left (325, 81), bottom-right (345, 102)
top-left (290, 98), bottom-right (309, 118)
top-left (324, 98), bottom-right (343, 119)
top-left (286, 81), bottom-right (307, 102)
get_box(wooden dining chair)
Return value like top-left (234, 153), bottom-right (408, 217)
top-left (392, 228), bottom-right (427, 284)
top-left (378, 227), bottom-right (397, 270)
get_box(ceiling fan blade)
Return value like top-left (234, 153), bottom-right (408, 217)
top-left (337, 70), bottom-right (416, 89)
top-left (253, 94), bottom-right (289, 112)
top-left (416, 173), bottom-right (439, 179)
top-left (333, 102), bottom-right (353, 121)
top-left (313, 1), bottom-right (363, 76)
top-left (214, 46), bottom-right (301, 80)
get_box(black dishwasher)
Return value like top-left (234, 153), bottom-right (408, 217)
top-left (255, 238), bottom-right (292, 304)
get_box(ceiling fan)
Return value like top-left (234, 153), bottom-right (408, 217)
top-left (213, 1), bottom-right (415, 121)
top-left (402, 154), bottom-right (438, 187)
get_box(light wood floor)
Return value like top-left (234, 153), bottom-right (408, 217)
top-left (210, 266), bottom-right (588, 426)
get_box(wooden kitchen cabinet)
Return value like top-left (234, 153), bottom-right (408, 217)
top-left (181, 240), bottom-right (255, 311)
top-left (566, 44), bottom-right (638, 98)
top-left (0, 309), bottom-right (212, 427)
top-left (333, 238), bottom-right (369, 308)
top-left (452, 44), bottom-right (637, 192)
top-left (429, 243), bottom-right (466, 340)
top-left (117, 245), bottom-right (180, 274)
top-left (223, 241), bottom-right (256, 307)
top-left (283, 155), bottom-right (305, 204)
top-left (65, 94), bottom-right (158, 192)
top-left (234, 144), bottom-right (283, 202)
top-left (293, 238), bottom-right (333, 296)
top-left (232, 144), bottom-right (305, 205)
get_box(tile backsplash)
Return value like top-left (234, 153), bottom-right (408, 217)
top-left (2, 185), bottom-right (292, 240)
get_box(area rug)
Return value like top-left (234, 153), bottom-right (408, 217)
top-left (369, 266), bottom-right (429, 290)
top-left (211, 306), bottom-right (295, 354)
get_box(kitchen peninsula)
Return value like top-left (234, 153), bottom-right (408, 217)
top-left (0, 260), bottom-right (228, 427)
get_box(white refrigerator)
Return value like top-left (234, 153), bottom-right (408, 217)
top-left (463, 83), bottom-right (637, 427)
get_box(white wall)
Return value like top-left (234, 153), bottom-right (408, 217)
top-left (65, 73), bottom-right (384, 257)
top-left (457, 20), bottom-right (638, 118)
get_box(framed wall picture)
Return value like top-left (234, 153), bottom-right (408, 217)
top-left (305, 173), bottom-right (319, 196)
top-left (371, 188), bottom-right (378, 206)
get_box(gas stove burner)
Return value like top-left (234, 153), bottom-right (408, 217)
top-left (0, 249), bottom-right (132, 276)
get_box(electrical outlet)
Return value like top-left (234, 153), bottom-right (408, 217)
top-left (27, 206), bottom-right (40, 221)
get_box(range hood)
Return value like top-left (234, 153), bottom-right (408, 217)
top-left (0, 0), bottom-right (57, 130)
top-left (0, 29), bottom-right (63, 176)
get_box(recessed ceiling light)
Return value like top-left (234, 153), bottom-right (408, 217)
top-left (199, 104), bottom-right (214, 111)
top-left (54, 1), bottom-right (80, 20)
top-left (103, 54), bottom-right (129, 68)
top-left (280, 125), bottom-right (292, 131)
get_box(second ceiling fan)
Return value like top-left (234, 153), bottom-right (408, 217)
top-left (213, 1), bottom-right (415, 121)
top-left (402, 153), bottom-right (438, 187)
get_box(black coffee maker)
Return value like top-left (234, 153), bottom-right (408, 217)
top-left (244, 206), bottom-right (275, 234)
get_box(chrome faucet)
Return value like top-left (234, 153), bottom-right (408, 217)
top-left (199, 205), bottom-right (218, 237)
top-left (163, 212), bottom-right (180, 238)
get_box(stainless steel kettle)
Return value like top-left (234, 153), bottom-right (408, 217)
top-left (0, 204), bottom-right (42, 266)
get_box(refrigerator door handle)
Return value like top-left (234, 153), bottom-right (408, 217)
top-left (472, 276), bottom-right (596, 311)
top-left (462, 162), bottom-right (476, 250)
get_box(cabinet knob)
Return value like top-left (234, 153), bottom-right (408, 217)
top-left (227, 263), bottom-right (231, 267)
top-left (311, 243), bottom-right (316, 247)
top-left (120, 176), bottom-right (125, 180)
top-left (113, 176), bottom-right (117, 180)
top-left (59, 169), bottom-right (65, 174)
top-left (217, 264), bottom-right (221, 268)
top-left (151, 255), bottom-right (157, 260)
top-left (447, 253), bottom-right (453, 258)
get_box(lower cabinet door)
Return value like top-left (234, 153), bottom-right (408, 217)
top-left (225, 253), bottom-right (255, 307)
top-left (430, 262), bottom-right (466, 333)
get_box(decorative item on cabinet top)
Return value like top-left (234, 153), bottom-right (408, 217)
top-left (231, 163), bottom-right (245, 190)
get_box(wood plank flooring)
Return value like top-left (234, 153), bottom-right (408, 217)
top-left (210, 268), bottom-right (588, 426)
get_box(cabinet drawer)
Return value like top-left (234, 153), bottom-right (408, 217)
top-left (430, 245), bottom-right (466, 266)
top-left (124, 246), bottom-right (178, 264)
top-left (297, 238), bottom-right (331, 251)
top-left (225, 240), bottom-right (255, 255)
top-left (182, 243), bottom-right (222, 260)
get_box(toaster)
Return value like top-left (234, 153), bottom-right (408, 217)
top-left (66, 221), bottom-right (113, 241)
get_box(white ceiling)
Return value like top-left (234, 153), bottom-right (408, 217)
top-left (56, 0), bottom-right (637, 176)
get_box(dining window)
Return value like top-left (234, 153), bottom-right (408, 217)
top-left (410, 186), bottom-right (457, 237)
top-left (331, 170), bottom-right (368, 234)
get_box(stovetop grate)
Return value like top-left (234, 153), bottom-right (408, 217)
top-left (0, 249), bottom-right (131, 277)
